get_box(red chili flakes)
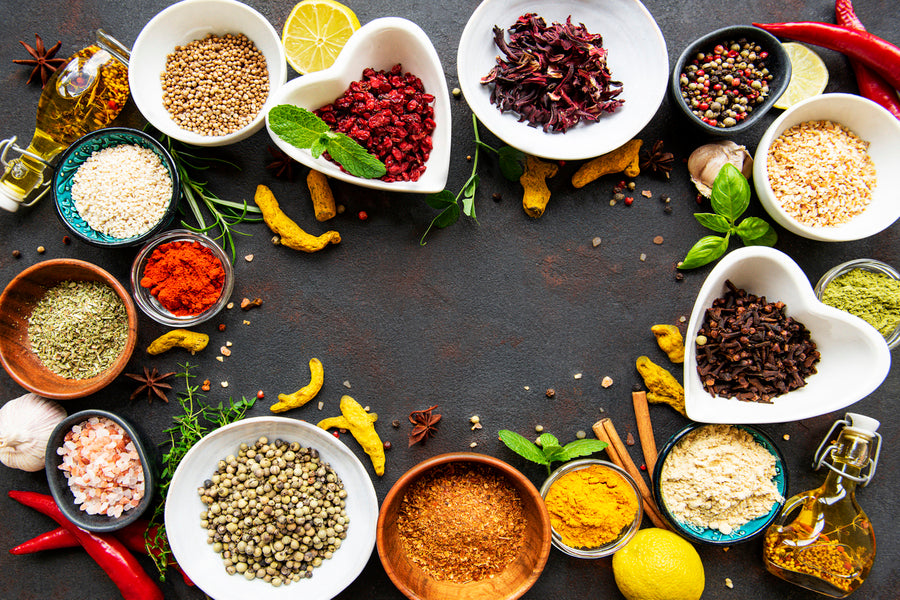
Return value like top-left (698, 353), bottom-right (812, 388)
top-left (315, 64), bottom-right (436, 183)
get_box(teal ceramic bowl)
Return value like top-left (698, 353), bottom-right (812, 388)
top-left (52, 127), bottom-right (180, 247)
top-left (652, 423), bottom-right (787, 544)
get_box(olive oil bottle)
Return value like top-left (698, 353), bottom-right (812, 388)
top-left (0, 30), bottom-right (129, 211)
top-left (763, 413), bottom-right (880, 597)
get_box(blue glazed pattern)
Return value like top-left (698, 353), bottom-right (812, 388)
top-left (52, 128), bottom-right (179, 247)
top-left (653, 423), bottom-right (788, 545)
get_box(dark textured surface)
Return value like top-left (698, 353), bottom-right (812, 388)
top-left (0, 1), bottom-right (898, 599)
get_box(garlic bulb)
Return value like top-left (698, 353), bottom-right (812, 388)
top-left (688, 141), bottom-right (753, 197)
top-left (0, 393), bottom-right (67, 471)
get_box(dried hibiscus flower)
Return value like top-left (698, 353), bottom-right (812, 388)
top-left (481, 13), bottom-right (623, 133)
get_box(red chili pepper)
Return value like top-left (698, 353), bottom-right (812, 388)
top-left (8, 491), bottom-right (164, 600)
top-left (834, 0), bottom-right (900, 119)
top-left (753, 21), bottom-right (900, 90)
top-left (10, 527), bottom-right (76, 554)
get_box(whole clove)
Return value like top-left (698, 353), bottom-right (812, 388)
top-left (695, 280), bottom-right (820, 403)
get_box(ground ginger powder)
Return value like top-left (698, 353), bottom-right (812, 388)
top-left (545, 464), bottom-right (638, 548)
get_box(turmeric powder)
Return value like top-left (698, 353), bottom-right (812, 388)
top-left (571, 139), bottom-right (643, 189)
top-left (544, 464), bottom-right (639, 548)
top-left (636, 355), bottom-right (686, 416)
top-left (520, 154), bottom-right (558, 218)
top-left (651, 323), bottom-right (685, 363)
top-left (254, 184), bottom-right (340, 252)
top-left (307, 170), bottom-right (336, 221)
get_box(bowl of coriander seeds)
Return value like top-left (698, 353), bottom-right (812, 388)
top-left (129, 0), bottom-right (287, 146)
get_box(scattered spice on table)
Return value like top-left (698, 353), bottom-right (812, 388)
top-left (767, 120), bottom-right (876, 227)
top-left (27, 280), bottom-right (128, 379)
top-left (696, 280), bottom-right (819, 402)
top-left (407, 404), bottom-right (441, 446)
top-left (544, 463), bottom-right (638, 548)
top-left (396, 463), bottom-right (526, 581)
top-left (678, 38), bottom-right (774, 128)
top-left (481, 13), bottom-right (623, 132)
top-left (140, 240), bottom-right (225, 316)
top-left (820, 267), bottom-right (900, 337)
top-left (660, 424), bottom-right (783, 534)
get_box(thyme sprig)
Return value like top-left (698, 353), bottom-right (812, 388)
top-left (145, 362), bottom-right (255, 580)
top-left (157, 133), bottom-right (263, 261)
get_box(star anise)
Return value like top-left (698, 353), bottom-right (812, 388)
top-left (125, 367), bottom-right (176, 404)
top-left (408, 404), bottom-right (441, 447)
top-left (13, 34), bottom-right (66, 88)
top-left (265, 146), bottom-right (297, 180)
top-left (640, 139), bottom-right (675, 179)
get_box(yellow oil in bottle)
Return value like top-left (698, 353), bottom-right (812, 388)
top-left (763, 413), bottom-right (879, 597)
top-left (0, 30), bottom-right (129, 210)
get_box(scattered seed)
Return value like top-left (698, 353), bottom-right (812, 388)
top-left (216, 356), bottom-right (224, 362)
top-left (664, 205), bottom-right (674, 214)
top-left (535, 425), bottom-right (544, 433)
top-left (640, 463), bottom-right (647, 471)
top-left (12, 250), bottom-right (21, 258)
top-left (471, 422), bottom-right (482, 430)
top-left (37, 246), bottom-right (45, 253)
top-left (271, 235), bottom-right (280, 245)
top-left (592, 237), bottom-right (602, 248)
top-left (601, 376), bottom-right (613, 388)
top-left (226, 302), bottom-right (234, 309)
top-left (642, 190), bottom-right (652, 198)
top-left (574, 373), bottom-right (582, 380)
top-left (358, 210), bottom-right (368, 221)
top-left (599, 407), bottom-right (605, 413)
top-left (469, 415), bottom-right (481, 424)
top-left (679, 315), bottom-right (687, 323)
top-left (640, 253), bottom-right (647, 261)
top-left (723, 546), bottom-right (730, 552)
top-left (466, 155), bottom-right (472, 162)
top-left (783, 434), bottom-right (790, 441)
top-left (226, 340), bottom-right (233, 347)
top-left (609, 199), bottom-right (617, 206)
top-left (626, 432), bottom-right (635, 445)
top-left (256, 390), bottom-right (264, 399)
top-left (218, 323), bottom-right (226, 331)
top-left (675, 271), bottom-right (684, 280)
top-left (725, 578), bottom-right (734, 589)
top-left (337, 204), bottom-right (346, 214)
top-left (452, 87), bottom-right (461, 97)
top-left (545, 388), bottom-right (556, 398)
top-left (383, 440), bottom-right (392, 450)
top-left (201, 379), bottom-right (211, 391)
top-left (624, 197), bottom-right (634, 206)
top-left (469, 441), bottom-right (478, 448)
top-left (524, 386), bottom-right (530, 391)
top-left (62, 236), bottom-right (71, 245)
top-left (491, 192), bottom-right (502, 202)
top-left (391, 419), bottom-right (400, 428)
top-left (343, 380), bottom-right (352, 388)
top-left (576, 430), bottom-right (586, 439)
top-left (696, 335), bottom-right (708, 346)
top-left (243, 320), bottom-right (250, 325)
top-left (221, 381), bottom-right (228, 388)
top-left (535, 437), bottom-right (542, 446)
top-left (241, 297), bottom-right (263, 310)
top-left (220, 346), bottom-right (231, 356)
top-left (317, 401), bottom-right (324, 410)
top-left (653, 235), bottom-right (664, 245)
top-left (244, 254), bottom-right (254, 262)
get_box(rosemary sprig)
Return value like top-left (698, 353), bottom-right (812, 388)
top-left (145, 362), bottom-right (256, 580)
top-left (157, 133), bottom-right (263, 261)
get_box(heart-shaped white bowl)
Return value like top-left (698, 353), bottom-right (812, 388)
top-left (684, 246), bottom-right (891, 424)
top-left (266, 17), bottom-right (451, 194)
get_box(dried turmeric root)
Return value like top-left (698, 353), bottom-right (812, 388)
top-left (520, 154), bottom-right (559, 218)
top-left (651, 324), bottom-right (685, 363)
top-left (147, 329), bottom-right (209, 355)
top-left (636, 355), bottom-right (686, 416)
top-left (270, 358), bottom-right (324, 413)
top-left (318, 395), bottom-right (385, 475)
top-left (571, 139), bottom-right (643, 188)
top-left (307, 170), bottom-right (336, 222)
top-left (254, 184), bottom-right (340, 252)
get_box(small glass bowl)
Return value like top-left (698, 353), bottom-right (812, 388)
top-left (815, 258), bottom-right (900, 350)
top-left (130, 229), bottom-right (233, 326)
top-left (539, 458), bottom-right (642, 558)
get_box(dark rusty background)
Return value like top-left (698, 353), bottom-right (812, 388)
top-left (1, 1), bottom-right (898, 599)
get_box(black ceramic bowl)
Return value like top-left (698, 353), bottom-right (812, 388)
top-left (652, 422), bottom-right (788, 545)
top-left (45, 409), bottom-right (155, 533)
top-left (669, 25), bottom-right (791, 135)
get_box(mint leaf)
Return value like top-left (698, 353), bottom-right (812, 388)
top-left (539, 433), bottom-right (562, 458)
top-left (324, 132), bottom-right (387, 179)
top-left (694, 212), bottom-right (732, 233)
top-left (310, 135), bottom-right (329, 159)
top-left (559, 439), bottom-right (608, 461)
top-left (680, 235), bottom-right (729, 269)
top-left (268, 104), bottom-right (328, 148)
top-left (498, 146), bottom-right (525, 181)
top-left (498, 430), bottom-right (548, 465)
top-left (711, 163), bottom-right (750, 221)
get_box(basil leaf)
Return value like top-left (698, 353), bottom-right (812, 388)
top-left (498, 146), bottom-right (525, 181)
top-left (711, 163), bottom-right (750, 221)
top-left (680, 235), bottom-right (729, 269)
top-left (736, 217), bottom-right (772, 242)
top-left (694, 212), bottom-right (732, 233)
top-left (559, 439), bottom-right (608, 461)
top-left (498, 430), bottom-right (548, 465)
top-left (324, 133), bottom-right (387, 179)
top-left (742, 222), bottom-right (778, 247)
top-left (268, 104), bottom-right (328, 149)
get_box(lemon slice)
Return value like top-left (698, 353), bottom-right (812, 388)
top-left (774, 42), bottom-right (829, 110)
top-left (282, 0), bottom-right (361, 74)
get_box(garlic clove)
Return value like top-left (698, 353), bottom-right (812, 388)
top-left (688, 141), bottom-right (753, 197)
top-left (0, 393), bottom-right (67, 472)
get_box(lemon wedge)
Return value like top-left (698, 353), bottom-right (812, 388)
top-left (282, 0), bottom-right (361, 74)
top-left (774, 42), bottom-right (829, 110)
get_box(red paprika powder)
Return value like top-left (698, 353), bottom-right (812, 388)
top-left (140, 241), bottom-right (224, 316)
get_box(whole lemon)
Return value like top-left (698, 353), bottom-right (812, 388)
top-left (612, 528), bottom-right (704, 600)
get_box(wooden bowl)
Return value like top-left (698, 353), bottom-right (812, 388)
top-left (377, 452), bottom-right (551, 600)
top-left (0, 259), bottom-right (138, 399)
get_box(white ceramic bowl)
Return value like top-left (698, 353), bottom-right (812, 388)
top-left (684, 246), bottom-right (891, 424)
top-left (266, 17), bottom-right (451, 194)
top-left (130, 0), bottom-right (287, 147)
top-left (753, 93), bottom-right (900, 241)
top-left (165, 417), bottom-right (378, 600)
top-left (457, 0), bottom-right (667, 161)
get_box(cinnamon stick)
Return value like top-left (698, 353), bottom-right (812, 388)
top-left (593, 418), bottom-right (671, 531)
top-left (632, 391), bottom-right (658, 476)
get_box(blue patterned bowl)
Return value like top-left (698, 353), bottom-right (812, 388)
top-left (652, 423), bottom-right (788, 545)
top-left (52, 127), bottom-right (180, 247)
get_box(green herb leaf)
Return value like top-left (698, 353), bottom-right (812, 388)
top-left (736, 216), bottom-right (773, 243)
top-left (680, 234), bottom-right (730, 269)
top-left (268, 104), bottom-right (328, 148)
top-left (323, 132), bottom-right (387, 179)
top-left (498, 430), bottom-right (548, 465)
top-left (309, 135), bottom-right (329, 159)
top-left (461, 174), bottom-right (479, 219)
top-left (694, 212), bottom-right (732, 233)
top-left (498, 146), bottom-right (525, 181)
top-left (539, 433), bottom-right (562, 458)
top-left (559, 439), bottom-right (608, 461)
top-left (711, 163), bottom-right (750, 221)
top-left (425, 190), bottom-right (455, 210)
top-left (741, 221), bottom-right (778, 246)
